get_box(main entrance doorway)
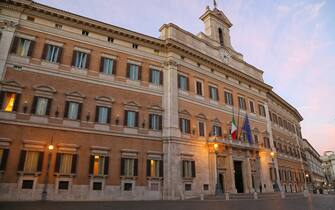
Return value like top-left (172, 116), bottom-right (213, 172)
top-left (234, 161), bottom-right (244, 193)
top-left (219, 173), bottom-right (225, 193)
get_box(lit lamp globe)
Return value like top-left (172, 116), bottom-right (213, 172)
top-left (48, 144), bottom-right (54, 150)
top-left (214, 143), bottom-right (218, 152)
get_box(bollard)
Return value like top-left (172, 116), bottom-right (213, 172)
top-left (253, 192), bottom-right (258, 199)
top-left (225, 192), bottom-right (229, 200)
top-left (281, 191), bottom-right (285, 199)
top-left (200, 193), bottom-right (204, 200)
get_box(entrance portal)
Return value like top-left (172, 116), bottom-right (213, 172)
top-left (234, 161), bottom-right (244, 193)
top-left (219, 173), bottom-right (225, 193)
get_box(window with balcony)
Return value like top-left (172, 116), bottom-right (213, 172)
top-left (212, 125), bottom-right (222, 136)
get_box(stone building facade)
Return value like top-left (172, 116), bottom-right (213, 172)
top-left (0, 0), bottom-right (307, 200)
top-left (322, 151), bottom-right (335, 190)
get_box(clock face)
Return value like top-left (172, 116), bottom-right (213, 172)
top-left (220, 50), bottom-right (231, 64)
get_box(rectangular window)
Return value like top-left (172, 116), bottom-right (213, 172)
top-left (198, 122), bottom-right (205, 137)
top-left (107, 37), bottom-right (114, 43)
top-left (23, 151), bottom-right (41, 173)
top-left (100, 57), bottom-right (115, 75)
top-left (56, 153), bottom-right (74, 175)
top-left (278, 117), bottom-right (283, 127)
top-left (273, 114), bottom-right (278, 124)
top-left (36, 97), bottom-right (48, 115)
top-left (22, 180), bottom-right (34, 189)
top-left (182, 160), bottom-right (195, 178)
top-left (185, 184), bottom-right (192, 191)
top-left (178, 74), bottom-right (189, 91)
top-left (179, 118), bottom-right (190, 134)
top-left (127, 64), bottom-right (140, 80)
top-left (238, 96), bottom-right (246, 110)
top-left (43, 44), bottom-right (61, 63)
top-left (150, 183), bottom-right (159, 191)
top-left (149, 69), bottom-right (162, 85)
top-left (254, 134), bottom-right (259, 144)
top-left (95, 106), bottom-right (111, 124)
top-left (125, 110), bottom-right (138, 127)
top-left (249, 101), bottom-right (255, 113)
top-left (121, 158), bottom-right (137, 177)
top-left (11, 37), bottom-right (34, 57)
top-left (195, 81), bottom-right (203, 96)
top-left (92, 155), bottom-right (108, 176)
top-left (0, 148), bottom-right (9, 171)
top-left (209, 86), bottom-right (219, 101)
top-left (146, 159), bottom-right (163, 177)
top-left (212, 125), bottom-right (222, 136)
top-left (224, 91), bottom-right (233, 105)
top-left (93, 182), bottom-right (102, 190)
top-left (0, 92), bottom-right (20, 112)
top-left (258, 104), bottom-right (266, 117)
top-left (124, 183), bottom-right (133, 191)
top-left (58, 181), bottom-right (69, 190)
top-left (73, 51), bottom-right (88, 69)
top-left (65, 102), bottom-right (80, 120)
top-left (149, 114), bottom-right (162, 130)
top-left (82, 30), bottom-right (89, 36)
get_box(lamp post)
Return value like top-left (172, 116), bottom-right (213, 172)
top-left (41, 143), bottom-right (54, 201)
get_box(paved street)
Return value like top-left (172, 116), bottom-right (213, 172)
top-left (0, 195), bottom-right (334, 210)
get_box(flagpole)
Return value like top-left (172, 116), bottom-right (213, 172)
top-left (236, 107), bottom-right (240, 140)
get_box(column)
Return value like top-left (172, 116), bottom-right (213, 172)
top-left (0, 20), bottom-right (17, 80)
top-left (226, 147), bottom-right (237, 193)
top-left (162, 59), bottom-right (181, 200)
top-left (264, 102), bottom-right (282, 192)
top-left (246, 151), bottom-right (253, 193)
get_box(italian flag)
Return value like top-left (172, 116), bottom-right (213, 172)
top-left (231, 117), bottom-right (237, 140)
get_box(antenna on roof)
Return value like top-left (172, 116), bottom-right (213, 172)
top-left (213, 0), bottom-right (217, 8)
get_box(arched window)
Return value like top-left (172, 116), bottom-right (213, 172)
top-left (218, 28), bottom-right (224, 46)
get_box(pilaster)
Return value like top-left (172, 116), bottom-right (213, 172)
top-left (0, 20), bottom-right (17, 80)
top-left (226, 147), bottom-right (237, 193)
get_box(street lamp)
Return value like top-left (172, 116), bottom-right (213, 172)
top-left (41, 142), bottom-right (54, 201)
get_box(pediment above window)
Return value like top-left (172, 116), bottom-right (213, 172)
top-left (33, 84), bottom-right (56, 97)
top-left (196, 113), bottom-right (207, 120)
top-left (124, 101), bottom-right (140, 110)
top-left (0, 80), bottom-right (24, 93)
top-left (96, 96), bottom-right (114, 107)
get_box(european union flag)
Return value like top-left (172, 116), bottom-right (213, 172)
top-left (242, 114), bottom-right (253, 144)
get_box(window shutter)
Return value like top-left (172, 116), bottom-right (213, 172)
top-left (120, 158), bottom-right (125, 176)
top-left (182, 160), bottom-right (185, 177)
top-left (31, 96), bottom-right (38, 114)
top-left (100, 57), bottom-right (105, 72)
top-left (71, 154), bottom-right (77, 174)
top-left (138, 65), bottom-right (142, 80)
top-left (186, 119), bottom-right (190, 134)
top-left (18, 150), bottom-right (26, 172)
top-left (126, 63), bottom-right (130, 78)
top-left (37, 152), bottom-right (44, 172)
top-left (159, 115), bottom-right (162, 130)
top-left (186, 77), bottom-right (189, 91)
top-left (146, 159), bottom-right (151, 177)
top-left (134, 159), bottom-right (138, 176)
top-left (57, 47), bottom-right (63, 63)
top-left (177, 75), bottom-right (181, 89)
top-left (45, 98), bottom-right (52, 116)
top-left (107, 107), bottom-right (111, 124)
top-left (149, 69), bottom-right (152, 83)
top-left (219, 127), bottom-right (222, 136)
top-left (135, 112), bottom-right (139, 127)
top-left (89, 155), bottom-right (94, 175)
top-left (148, 114), bottom-right (152, 129)
top-left (54, 153), bottom-right (61, 173)
top-left (95, 106), bottom-right (100, 122)
top-left (124, 110), bottom-right (128, 126)
top-left (85, 53), bottom-right (90, 69)
top-left (27, 40), bottom-right (35, 57)
top-left (159, 160), bottom-right (163, 177)
top-left (112, 59), bottom-right (117, 75)
top-left (71, 51), bottom-right (77, 66)
top-left (64, 101), bottom-right (69, 118)
top-left (13, 93), bottom-right (21, 112)
top-left (77, 103), bottom-right (82, 120)
top-left (217, 89), bottom-right (220, 100)
top-left (159, 71), bottom-right (163, 85)
top-left (42, 44), bottom-right (48, 60)
top-left (0, 91), bottom-right (5, 109)
top-left (10, 37), bottom-right (19, 54)
top-left (209, 87), bottom-right (212, 99)
top-left (191, 161), bottom-right (196, 177)
top-left (104, 156), bottom-right (109, 175)
top-left (179, 118), bottom-right (182, 131)
top-left (0, 149), bottom-right (9, 171)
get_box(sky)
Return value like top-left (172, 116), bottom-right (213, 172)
top-left (35, 0), bottom-right (335, 155)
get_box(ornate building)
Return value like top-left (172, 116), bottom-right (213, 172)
top-left (321, 151), bottom-right (335, 190)
top-left (0, 0), bottom-right (307, 200)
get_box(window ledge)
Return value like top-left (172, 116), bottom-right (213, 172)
top-left (71, 67), bottom-right (88, 75)
top-left (209, 100), bottom-right (219, 105)
top-left (178, 90), bottom-right (189, 95)
top-left (63, 120), bottom-right (80, 127)
top-left (124, 127), bottom-right (138, 134)
top-left (182, 177), bottom-right (194, 182)
top-left (181, 133), bottom-right (191, 138)
top-left (54, 173), bottom-right (76, 178)
top-left (17, 172), bottom-right (41, 176)
top-left (149, 83), bottom-right (162, 89)
top-left (99, 73), bottom-right (115, 80)
top-left (0, 111), bottom-right (16, 120)
top-left (120, 176), bottom-right (137, 180)
top-left (41, 60), bottom-right (59, 69)
top-left (195, 95), bottom-right (204, 100)
top-left (146, 177), bottom-right (163, 181)
top-left (9, 54), bottom-right (30, 64)
top-left (148, 130), bottom-right (162, 137)
top-left (126, 79), bottom-right (140, 86)
top-left (94, 124), bottom-right (110, 131)
top-left (30, 115), bottom-right (48, 124)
